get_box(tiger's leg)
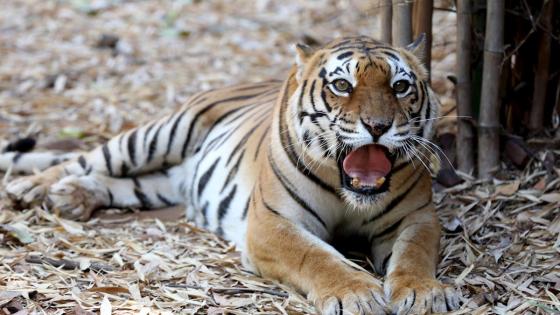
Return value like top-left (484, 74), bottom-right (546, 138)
top-left (373, 206), bottom-right (461, 315)
top-left (47, 166), bottom-right (186, 220)
top-left (6, 107), bottom-right (197, 205)
top-left (246, 187), bottom-right (388, 315)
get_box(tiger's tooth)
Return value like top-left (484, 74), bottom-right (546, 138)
top-left (375, 176), bottom-right (386, 187)
top-left (351, 177), bottom-right (361, 188)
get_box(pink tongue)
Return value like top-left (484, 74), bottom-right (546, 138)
top-left (342, 144), bottom-right (391, 186)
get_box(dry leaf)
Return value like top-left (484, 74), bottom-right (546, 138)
top-left (87, 286), bottom-right (130, 294)
top-left (494, 180), bottom-right (520, 196)
top-left (540, 193), bottom-right (560, 203)
top-left (100, 296), bottom-right (112, 315)
top-left (0, 222), bottom-right (34, 244)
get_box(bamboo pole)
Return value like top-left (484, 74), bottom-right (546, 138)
top-left (478, 0), bottom-right (505, 179)
top-left (556, 78), bottom-right (560, 138)
top-left (455, 0), bottom-right (475, 174)
top-left (393, 0), bottom-right (412, 47)
top-left (412, 0), bottom-right (433, 76)
top-left (528, 0), bottom-right (554, 134)
top-left (379, 0), bottom-right (392, 44)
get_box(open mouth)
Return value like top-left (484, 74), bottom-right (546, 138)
top-left (338, 144), bottom-right (394, 195)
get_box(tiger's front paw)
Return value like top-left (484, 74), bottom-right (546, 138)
top-left (47, 175), bottom-right (108, 221)
top-left (385, 272), bottom-right (461, 315)
top-left (6, 175), bottom-right (52, 205)
top-left (310, 275), bottom-right (388, 315)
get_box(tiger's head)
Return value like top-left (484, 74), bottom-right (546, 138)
top-left (287, 35), bottom-right (439, 207)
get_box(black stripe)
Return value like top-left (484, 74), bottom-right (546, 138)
top-left (297, 80), bottom-right (308, 111)
top-left (196, 100), bottom-right (264, 153)
top-left (366, 170), bottom-right (424, 223)
top-left (127, 130), bottom-right (137, 166)
top-left (147, 123), bottom-right (164, 163)
top-left (12, 153), bottom-right (22, 163)
top-left (120, 163), bottom-right (129, 176)
top-left (201, 201), bottom-right (209, 227)
top-left (221, 151), bottom-right (244, 193)
top-left (381, 253), bottom-right (392, 275)
top-left (165, 110), bottom-right (187, 156)
top-left (134, 187), bottom-right (151, 209)
top-left (337, 51), bottom-right (354, 60)
top-left (202, 130), bottom-right (228, 154)
top-left (268, 154), bottom-right (327, 230)
top-left (222, 102), bottom-right (262, 126)
top-left (50, 158), bottom-right (60, 166)
top-left (101, 144), bottom-right (113, 176)
top-left (180, 93), bottom-right (265, 159)
top-left (382, 51), bottom-right (400, 61)
top-left (197, 158), bottom-right (220, 198)
top-left (241, 197), bottom-right (251, 219)
top-left (142, 122), bottom-right (156, 150)
top-left (422, 84), bottom-right (430, 121)
top-left (217, 184), bottom-right (237, 228)
top-left (253, 126), bottom-right (270, 160)
top-left (226, 114), bottom-right (268, 166)
top-left (261, 198), bottom-right (281, 216)
top-left (369, 218), bottom-right (403, 241)
top-left (78, 155), bottom-right (87, 169)
top-left (106, 189), bottom-right (114, 206)
top-left (309, 80), bottom-right (319, 112)
top-left (277, 74), bottom-right (336, 196)
top-left (317, 135), bottom-right (329, 156)
top-left (337, 299), bottom-right (343, 315)
top-left (320, 85), bottom-right (332, 112)
top-left (156, 193), bottom-right (174, 206)
top-left (392, 160), bottom-right (410, 173)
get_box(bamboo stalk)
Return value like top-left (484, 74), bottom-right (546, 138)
top-left (556, 77), bottom-right (560, 138)
top-left (455, 0), bottom-right (475, 174)
top-left (393, 0), bottom-right (412, 47)
top-left (478, 0), bottom-right (505, 179)
top-left (528, 0), bottom-right (554, 134)
top-left (412, 0), bottom-right (433, 76)
top-left (379, 0), bottom-right (392, 44)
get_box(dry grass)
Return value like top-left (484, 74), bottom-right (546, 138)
top-left (0, 0), bottom-right (558, 314)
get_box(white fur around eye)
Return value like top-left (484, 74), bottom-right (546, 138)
top-left (327, 83), bottom-right (351, 97)
top-left (394, 84), bottom-right (412, 98)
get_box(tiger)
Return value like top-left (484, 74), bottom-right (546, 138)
top-left (2, 35), bottom-right (461, 315)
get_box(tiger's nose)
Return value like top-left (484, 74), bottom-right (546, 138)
top-left (362, 118), bottom-right (392, 138)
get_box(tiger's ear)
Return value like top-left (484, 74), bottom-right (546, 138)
top-left (405, 33), bottom-right (426, 60)
top-left (294, 43), bottom-right (314, 82)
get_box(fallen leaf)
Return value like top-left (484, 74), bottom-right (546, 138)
top-left (55, 217), bottom-right (85, 235)
top-left (87, 286), bottom-right (130, 294)
top-left (495, 180), bottom-right (520, 196)
top-left (0, 222), bottom-right (34, 244)
top-left (100, 296), bottom-right (111, 315)
top-left (541, 193), bottom-right (560, 203)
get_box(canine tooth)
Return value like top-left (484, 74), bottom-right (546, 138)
top-left (351, 177), bottom-right (361, 188)
top-left (375, 177), bottom-right (386, 187)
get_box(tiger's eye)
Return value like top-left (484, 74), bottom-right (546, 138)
top-left (333, 79), bottom-right (352, 93)
top-left (393, 80), bottom-right (410, 93)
